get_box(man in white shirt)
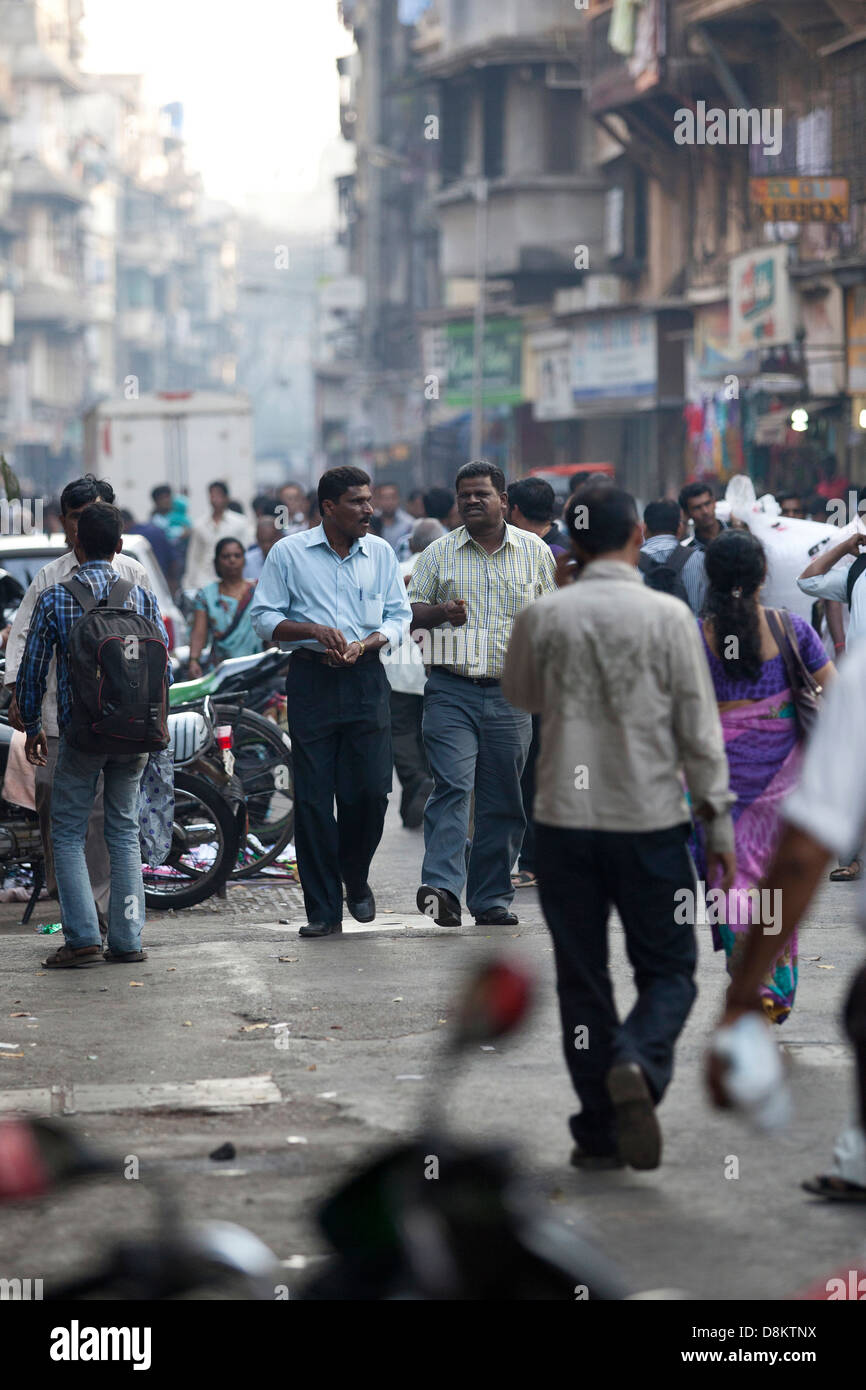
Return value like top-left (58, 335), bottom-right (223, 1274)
top-left (797, 527), bottom-right (866, 653)
top-left (798, 527), bottom-right (866, 883)
top-left (714, 639), bottom-right (866, 1199)
top-left (4, 477), bottom-right (154, 931)
top-left (183, 481), bottom-right (252, 592)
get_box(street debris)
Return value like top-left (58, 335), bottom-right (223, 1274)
top-left (210, 1142), bottom-right (236, 1161)
top-left (286, 1135), bottom-right (308, 1144)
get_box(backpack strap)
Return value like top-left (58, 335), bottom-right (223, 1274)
top-left (665, 543), bottom-right (693, 575)
top-left (60, 575), bottom-right (135, 615)
top-left (847, 553), bottom-right (866, 608)
top-left (102, 578), bottom-right (134, 609)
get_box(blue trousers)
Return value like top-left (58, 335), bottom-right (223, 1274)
top-left (51, 738), bottom-right (147, 953)
top-left (421, 670), bottom-right (531, 915)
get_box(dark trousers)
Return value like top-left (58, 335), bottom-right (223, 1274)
top-left (536, 822), bottom-right (697, 1154)
top-left (389, 690), bottom-right (431, 820)
top-left (285, 658), bottom-right (392, 924)
top-left (517, 714), bottom-right (540, 873)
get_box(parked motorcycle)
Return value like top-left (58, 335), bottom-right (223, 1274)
top-left (0, 673), bottom-right (245, 916)
top-left (299, 959), bottom-right (638, 1301)
top-left (169, 648), bottom-right (294, 879)
top-left (0, 1116), bottom-right (282, 1299)
top-left (143, 696), bottom-right (247, 910)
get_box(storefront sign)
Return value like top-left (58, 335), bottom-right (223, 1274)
top-left (693, 303), bottom-right (759, 380)
top-left (730, 244), bottom-right (793, 353)
top-left (427, 318), bottom-right (523, 409)
top-left (571, 312), bottom-right (657, 404)
top-left (847, 286), bottom-right (866, 395)
top-left (750, 177), bottom-right (849, 224)
top-left (530, 331), bottom-right (575, 421)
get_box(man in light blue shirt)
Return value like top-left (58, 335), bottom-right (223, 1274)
top-left (250, 466), bottom-right (412, 938)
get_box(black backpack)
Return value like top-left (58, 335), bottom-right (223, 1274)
top-left (847, 553), bottom-right (866, 608)
top-left (60, 575), bottom-right (170, 755)
top-left (638, 543), bottom-right (691, 605)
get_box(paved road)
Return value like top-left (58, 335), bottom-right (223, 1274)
top-left (0, 798), bottom-right (863, 1299)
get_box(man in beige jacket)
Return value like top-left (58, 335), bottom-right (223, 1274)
top-left (503, 484), bottom-right (735, 1173)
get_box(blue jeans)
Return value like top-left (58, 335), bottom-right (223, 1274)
top-left (421, 670), bottom-right (531, 914)
top-left (51, 738), bottom-right (148, 953)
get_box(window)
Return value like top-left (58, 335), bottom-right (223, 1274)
top-left (482, 68), bottom-right (505, 180)
top-left (441, 80), bottom-right (471, 184)
top-left (545, 89), bottom-right (580, 174)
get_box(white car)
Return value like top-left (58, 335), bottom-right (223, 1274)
top-left (0, 532), bottom-right (188, 651)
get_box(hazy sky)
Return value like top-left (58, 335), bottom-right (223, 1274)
top-left (81, 0), bottom-right (354, 230)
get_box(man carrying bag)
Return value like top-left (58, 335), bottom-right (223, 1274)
top-left (17, 503), bottom-right (172, 969)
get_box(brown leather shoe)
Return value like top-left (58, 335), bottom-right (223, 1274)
top-left (43, 944), bottom-right (102, 969)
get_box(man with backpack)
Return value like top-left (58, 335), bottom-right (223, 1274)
top-left (17, 502), bottom-right (172, 969)
top-left (5, 476), bottom-right (156, 934)
top-left (638, 500), bottom-right (690, 604)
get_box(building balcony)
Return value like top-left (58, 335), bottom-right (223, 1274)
top-left (680, 0), bottom-right (864, 56)
top-left (416, 0), bottom-right (586, 77)
top-left (433, 174), bottom-right (607, 282)
top-left (14, 270), bottom-right (87, 328)
top-left (119, 307), bottom-right (167, 350)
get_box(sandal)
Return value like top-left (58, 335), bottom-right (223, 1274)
top-left (43, 944), bottom-right (101, 969)
top-left (829, 861), bottom-right (861, 882)
top-left (103, 949), bottom-right (147, 963)
top-left (511, 870), bottom-right (538, 889)
top-left (802, 1174), bottom-right (866, 1202)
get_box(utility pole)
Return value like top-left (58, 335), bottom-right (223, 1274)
top-left (470, 176), bottom-right (488, 459)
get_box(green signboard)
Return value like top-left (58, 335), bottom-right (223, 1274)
top-left (443, 318), bottom-right (523, 408)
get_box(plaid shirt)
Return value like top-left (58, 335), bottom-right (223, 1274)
top-left (17, 560), bottom-right (172, 737)
top-left (408, 523), bottom-right (557, 678)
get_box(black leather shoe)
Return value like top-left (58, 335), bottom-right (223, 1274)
top-left (416, 884), bottom-right (461, 927)
top-left (298, 922), bottom-right (343, 939)
top-left (606, 1062), bottom-right (662, 1171)
top-left (474, 907), bottom-right (519, 926)
top-left (346, 887), bottom-right (375, 923)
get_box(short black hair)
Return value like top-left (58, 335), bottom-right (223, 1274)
top-left (776, 491), bottom-right (803, 506)
top-left (679, 480), bottom-right (715, 513)
top-left (644, 499), bottom-right (681, 537)
top-left (252, 492), bottom-right (275, 515)
top-left (60, 475), bottom-right (115, 515)
top-left (226, 499), bottom-right (244, 513)
top-left (209, 480), bottom-right (229, 498)
top-left (76, 500), bottom-right (123, 559)
top-left (318, 466), bottom-right (370, 510)
top-left (455, 460), bottom-right (506, 495)
top-left (151, 485), bottom-right (172, 504)
top-left (423, 486), bottom-right (454, 522)
top-left (566, 484), bottom-right (639, 556)
top-left (214, 535), bottom-right (246, 572)
top-left (507, 477), bottom-right (555, 523)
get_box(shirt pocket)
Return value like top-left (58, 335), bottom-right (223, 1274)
top-left (360, 590), bottom-right (384, 629)
top-left (498, 563), bottom-right (536, 614)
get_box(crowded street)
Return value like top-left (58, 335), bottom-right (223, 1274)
top-left (0, 794), bottom-right (860, 1302)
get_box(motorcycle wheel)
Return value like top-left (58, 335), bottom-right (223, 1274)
top-left (215, 705), bottom-right (295, 880)
top-left (143, 770), bottom-right (240, 911)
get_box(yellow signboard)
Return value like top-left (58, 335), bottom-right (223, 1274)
top-left (750, 177), bottom-right (850, 224)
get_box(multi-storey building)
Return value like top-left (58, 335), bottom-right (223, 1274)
top-left (0, 1), bottom-right (241, 498)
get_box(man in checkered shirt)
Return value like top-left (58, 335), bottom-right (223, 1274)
top-left (17, 502), bottom-right (171, 971)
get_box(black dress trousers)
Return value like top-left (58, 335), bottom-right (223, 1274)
top-left (285, 657), bottom-right (393, 924)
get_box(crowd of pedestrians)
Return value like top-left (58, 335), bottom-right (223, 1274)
top-left (13, 459), bottom-right (866, 1201)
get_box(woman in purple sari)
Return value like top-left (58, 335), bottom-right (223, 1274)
top-left (697, 532), bottom-right (835, 1023)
